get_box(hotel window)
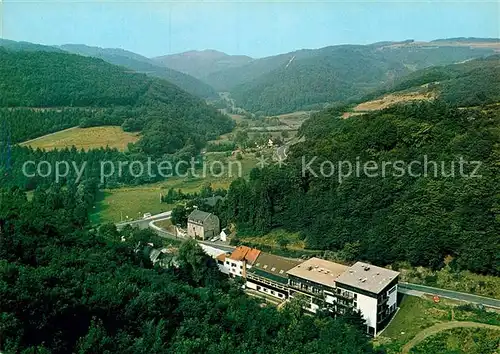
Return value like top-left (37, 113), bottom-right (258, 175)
top-left (388, 286), bottom-right (396, 295)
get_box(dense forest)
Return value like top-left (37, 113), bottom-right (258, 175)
top-left (230, 46), bottom-right (410, 115)
top-left (202, 43), bottom-right (496, 114)
top-left (59, 44), bottom-right (219, 99)
top-left (0, 49), bottom-right (234, 159)
top-left (219, 101), bottom-right (500, 275)
top-left (0, 50), bottom-right (151, 107)
top-left (0, 185), bottom-right (380, 354)
top-left (203, 43), bottom-right (496, 93)
top-left (361, 55), bottom-right (500, 107)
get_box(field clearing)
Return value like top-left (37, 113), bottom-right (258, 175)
top-left (154, 219), bottom-right (175, 233)
top-left (383, 41), bottom-right (500, 50)
top-left (248, 131), bottom-right (297, 140)
top-left (408, 327), bottom-right (500, 354)
top-left (20, 126), bottom-right (140, 151)
top-left (92, 153), bottom-right (258, 224)
top-left (229, 114), bottom-right (250, 123)
top-left (275, 110), bottom-right (313, 127)
top-left (239, 229), bottom-right (306, 250)
top-left (376, 294), bottom-right (500, 354)
top-left (353, 92), bottom-right (435, 112)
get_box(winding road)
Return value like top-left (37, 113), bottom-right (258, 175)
top-left (116, 211), bottom-right (236, 252)
top-left (276, 144), bottom-right (288, 161)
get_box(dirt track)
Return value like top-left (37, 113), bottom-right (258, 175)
top-left (401, 321), bottom-right (500, 353)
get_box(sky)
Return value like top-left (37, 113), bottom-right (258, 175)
top-left (1, 0), bottom-right (499, 58)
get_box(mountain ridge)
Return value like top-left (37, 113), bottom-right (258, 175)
top-left (58, 44), bottom-right (219, 99)
top-left (152, 49), bottom-right (254, 80)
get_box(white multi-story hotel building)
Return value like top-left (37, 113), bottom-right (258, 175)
top-left (334, 262), bottom-right (399, 336)
top-left (208, 247), bottom-right (400, 337)
top-left (287, 258), bottom-right (399, 336)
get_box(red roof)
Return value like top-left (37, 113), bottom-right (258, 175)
top-left (229, 246), bottom-right (261, 264)
top-left (216, 253), bottom-right (226, 262)
top-left (245, 248), bottom-right (261, 265)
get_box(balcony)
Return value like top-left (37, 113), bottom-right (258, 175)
top-left (336, 292), bottom-right (355, 300)
top-left (378, 296), bottom-right (389, 305)
top-left (289, 282), bottom-right (315, 295)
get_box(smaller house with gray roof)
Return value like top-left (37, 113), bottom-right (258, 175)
top-left (187, 209), bottom-right (220, 240)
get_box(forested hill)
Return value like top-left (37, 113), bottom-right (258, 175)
top-left (0, 49), bottom-right (151, 107)
top-left (360, 55), bottom-right (500, 107)
top-left (59, 44), bottom-right (219, 99)
top-left (230, 45), bottom-right (409, 115)
top-left (220, 101), bottom-right (500, 275)
top-left (153, 49), bottom-right (253, 81)
top-left (203, 41), bottom-right (498, 115)
top-left (0, 38), bottom-right (63, 53)
top-left (0, 49), bottom-right (234, 155)
top-left (0, 185), bottom-right (378, 353)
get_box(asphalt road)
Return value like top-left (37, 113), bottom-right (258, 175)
top-left (116, 211), bottom-right (172, 230)
top-left (115, 211), bottom-right (235, 252)
top-left (276, 145), bottom-right (288, 160)
top-left (399, 282), bottom-right (500, 309)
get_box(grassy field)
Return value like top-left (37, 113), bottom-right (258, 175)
top-left (275, 110), bottom-right (313, 127)
top-left (380, 295), bottom-right (450, 347)
top-left (20, 126), bottom-right (140, 151)
top-left (353, 91), bottom-right (435, 112)
top-left (91, 152), bottom-right (258, 224)
top-left (239, 229), bottom-right (306, 250)
top-left (409, 327), bottom-right (500, 354)
top-left (154, 219), bottom-right (175, 233)
top-left (376, 294), bottom-right (500, 354)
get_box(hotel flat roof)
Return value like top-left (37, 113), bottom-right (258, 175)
top-left (335, 262), bottom-right (400, 294)
top-left (286, 257), bottom-right (348, 287)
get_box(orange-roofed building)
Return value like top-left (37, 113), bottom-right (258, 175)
top-left (225, 246), bottom-right (261, 277)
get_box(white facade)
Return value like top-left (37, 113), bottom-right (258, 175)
top-left (354, 292), bottom-right (378, 332)
top-left (387, 284), bottom-right (398, 313)
top-left (335, 283), bottom-right (399, 336)
top-left (220, 229), bottom-right (228, 242)
top-left (218, 261), bottom-right (230, 275)
top-left (225, 258), bottom-right (248, 277)
top-left (246, 280), bottom-right (286, 300)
